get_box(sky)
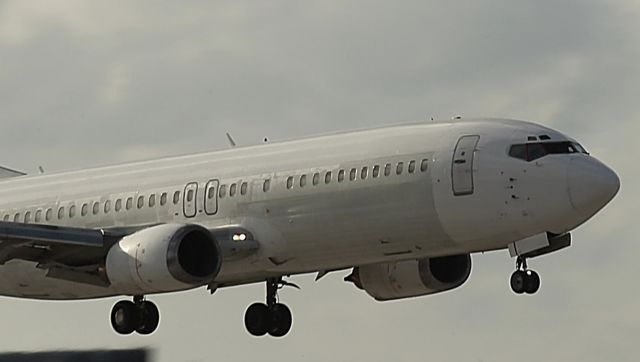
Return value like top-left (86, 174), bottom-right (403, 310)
top-left (0, 1), bottom-right (638, 361)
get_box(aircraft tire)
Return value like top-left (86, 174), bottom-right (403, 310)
top-left (524, 270), bottom-right (541, 294)
top-left (136, 301), bottom-right (160, 335)
top-left (245, 303), bottom-right (270, 337)
top-left (111, 300), bottom-right (138, 335)
top-left (267, 303), bottom-right (292, 338)
top-left (510, 270), bottom-right (527, 294)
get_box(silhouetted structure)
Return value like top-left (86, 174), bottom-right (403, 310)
top-left (0, 349), bottom-right (147, 362)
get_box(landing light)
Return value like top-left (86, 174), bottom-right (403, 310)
top-left (233, 233), bottom-right (247, 241)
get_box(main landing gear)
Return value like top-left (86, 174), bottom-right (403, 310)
top-left (244, 277), bottom-right (294, 338)
top-left (510, 256), bottom-right (541, 295)
top-left (110, 296), bottom-right (160, 335)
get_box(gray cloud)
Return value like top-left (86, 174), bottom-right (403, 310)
top-left (0, 1), bottom-right (638, 361)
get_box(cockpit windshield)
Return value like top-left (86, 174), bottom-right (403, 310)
top-left (509, 141), bottom-right (589, 162)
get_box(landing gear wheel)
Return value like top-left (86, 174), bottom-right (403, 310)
top-left (510, 270), bottom-right (527, 294)
top-left (245, 303), bottom-right (270, 337)
top-left (245, 277), bottom-right (295, 337)
top-left (524, 270), bottom-right (541, 295)
top-left (268, 303), bottom-right (292, 338)
top-left (111, 301), bottom-right (138, 335)
top-left (136, 301), bottom-right (160, 335)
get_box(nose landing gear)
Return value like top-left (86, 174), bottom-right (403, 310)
top-left (510, 256), bottom-right (540, 295)
top-left (244, 277), bottom-right (294, 338)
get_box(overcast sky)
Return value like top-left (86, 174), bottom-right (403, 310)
top-left (0, 1), bottom-right (638, 361)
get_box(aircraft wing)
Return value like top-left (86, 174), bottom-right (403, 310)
top-left (0, 221), bottom-right (259, 287)
top-left (0, 165), bottom-right (26, 180)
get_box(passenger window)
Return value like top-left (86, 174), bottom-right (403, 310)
top-left (300, 175), bottom-right (307, 187)
top-left (46, 208), bottom-right (52, 221)
top-left (3, 214), bottom-right (9, 221)
top-left (263, 179), bottom-right (271, 192)
top-left (230, 183), bottom-right (237, 197)
top-left (35, 209), bottom-right (42, 222)
top-left (58, 207), bottom-right (65, 220)
top-left (313, 173), bottom-right (320, 186)
top-left (81, 203), bottom-right (88, 216)
top-left (137, 195), bottom-right (144, 209)
top-left (160, 193), bottom-right (168, 205)
top-left (104, 200), bottom-right (111, 213)
top-left (349, 168), bottom-right (357, 181)
top-left (186, 190), bottom-right (193, 203)
top-left (13, 213), bottom-right (20, 222)
top-left (384, 163), bottom-right (392, 176)
top-left (24, 211), bottom-right (31, 223)
top-left (338, 170), bottom-right (345, 182)
top-left (361, 167), bottom-right (368, 180)
top-left (287, 177), bottom-right (294, 189)
top-left (219, 185), bottom-right (227, 198)
top-left (93, 202), bottom-right (100, 215)
top-left (241, 182), bottom-right (248, 195)
top-left (115, 199), bottom-right (122, 212)
top-left (396, 162), bottom-right (404, 175)
top-left (373, 165), bottom-right (380, 178)
top-left (420, 159), bottom-right (428, 172)
top-left (325, 171), bottom-right (332, 184)
top-left (126, 197), bottom-right (133, 210)
top-left (408, 161), bottom-right (416, 174)
top-left (149, 194), bottom-right (156, 207)
top-left (173, 191), bottom-right (180, 204)
top-left (207, 186), bottom-right (215, 199)
top-left (69, 205), bottom-right (76, 218)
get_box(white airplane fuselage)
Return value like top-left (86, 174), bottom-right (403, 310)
top-left (0, 119), bottom-right (619, 300)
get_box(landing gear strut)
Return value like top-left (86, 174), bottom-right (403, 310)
top-left (110, 296), bottom-right (160, 335)
top-left (244, 277), bottom-right (293, 337)
top-left (510, 256), bottom-right (540, 295)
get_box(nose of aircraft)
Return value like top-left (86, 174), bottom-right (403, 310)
top-left (568, 157), bottom-right (620, 216)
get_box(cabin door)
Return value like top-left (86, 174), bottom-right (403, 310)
top-left (452, 135), bottom-right (480, 196)
top-left (183, 182), bottom-right (198, 218)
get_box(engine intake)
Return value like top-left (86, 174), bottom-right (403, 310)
top-left (106, 224), bottom-right (222, 294)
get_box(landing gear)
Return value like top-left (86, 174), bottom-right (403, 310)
top-left (510, 257), bottom-right (540, 295)
top-left (110, 296), bottom-right (160, 335)
top-left (244, 277), bottom-right (294, 338)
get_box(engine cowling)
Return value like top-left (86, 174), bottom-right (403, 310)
top-left (347, 254), bottom-right (472, 301)
top-left (105, 224), bottom-right (222, 294)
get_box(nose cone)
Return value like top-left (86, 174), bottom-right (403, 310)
top-left (568, 157), bottom-right (620, 217)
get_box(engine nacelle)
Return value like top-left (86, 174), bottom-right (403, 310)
top-left (347, 254), bottom-right (472, 301)
top-left (105, 224), bottom-right (222, 295)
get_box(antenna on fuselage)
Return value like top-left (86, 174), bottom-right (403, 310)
top-left (225, 132), bottom-right (237, 148)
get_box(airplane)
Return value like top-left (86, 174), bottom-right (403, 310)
top-left (0, 118), bottom-right (619, 338)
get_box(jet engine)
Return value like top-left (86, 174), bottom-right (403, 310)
top-left (105, 224), bottom-right (221, 294)
top-left (345, 254), bottom-right (472, 301)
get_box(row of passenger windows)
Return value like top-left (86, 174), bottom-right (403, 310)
top-left (285, 159), bottom-right (428, 189)
top-left (218, 181), bottom-right (249, 199)
top-left (1, 190), bottom-right (184, 223)
top-left (1, 157), bottom-right (429, 223)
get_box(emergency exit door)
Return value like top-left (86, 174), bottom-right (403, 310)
top-left (452, 135), bottom-right (480, 196)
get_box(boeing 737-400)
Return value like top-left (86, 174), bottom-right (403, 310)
top-left (0, 118), bottom-right (619, 337)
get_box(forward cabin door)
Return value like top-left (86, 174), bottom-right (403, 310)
top-left (452, 135), bottom-right (480, 196)
top-left (183, 182), bottom-right (198, 218)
